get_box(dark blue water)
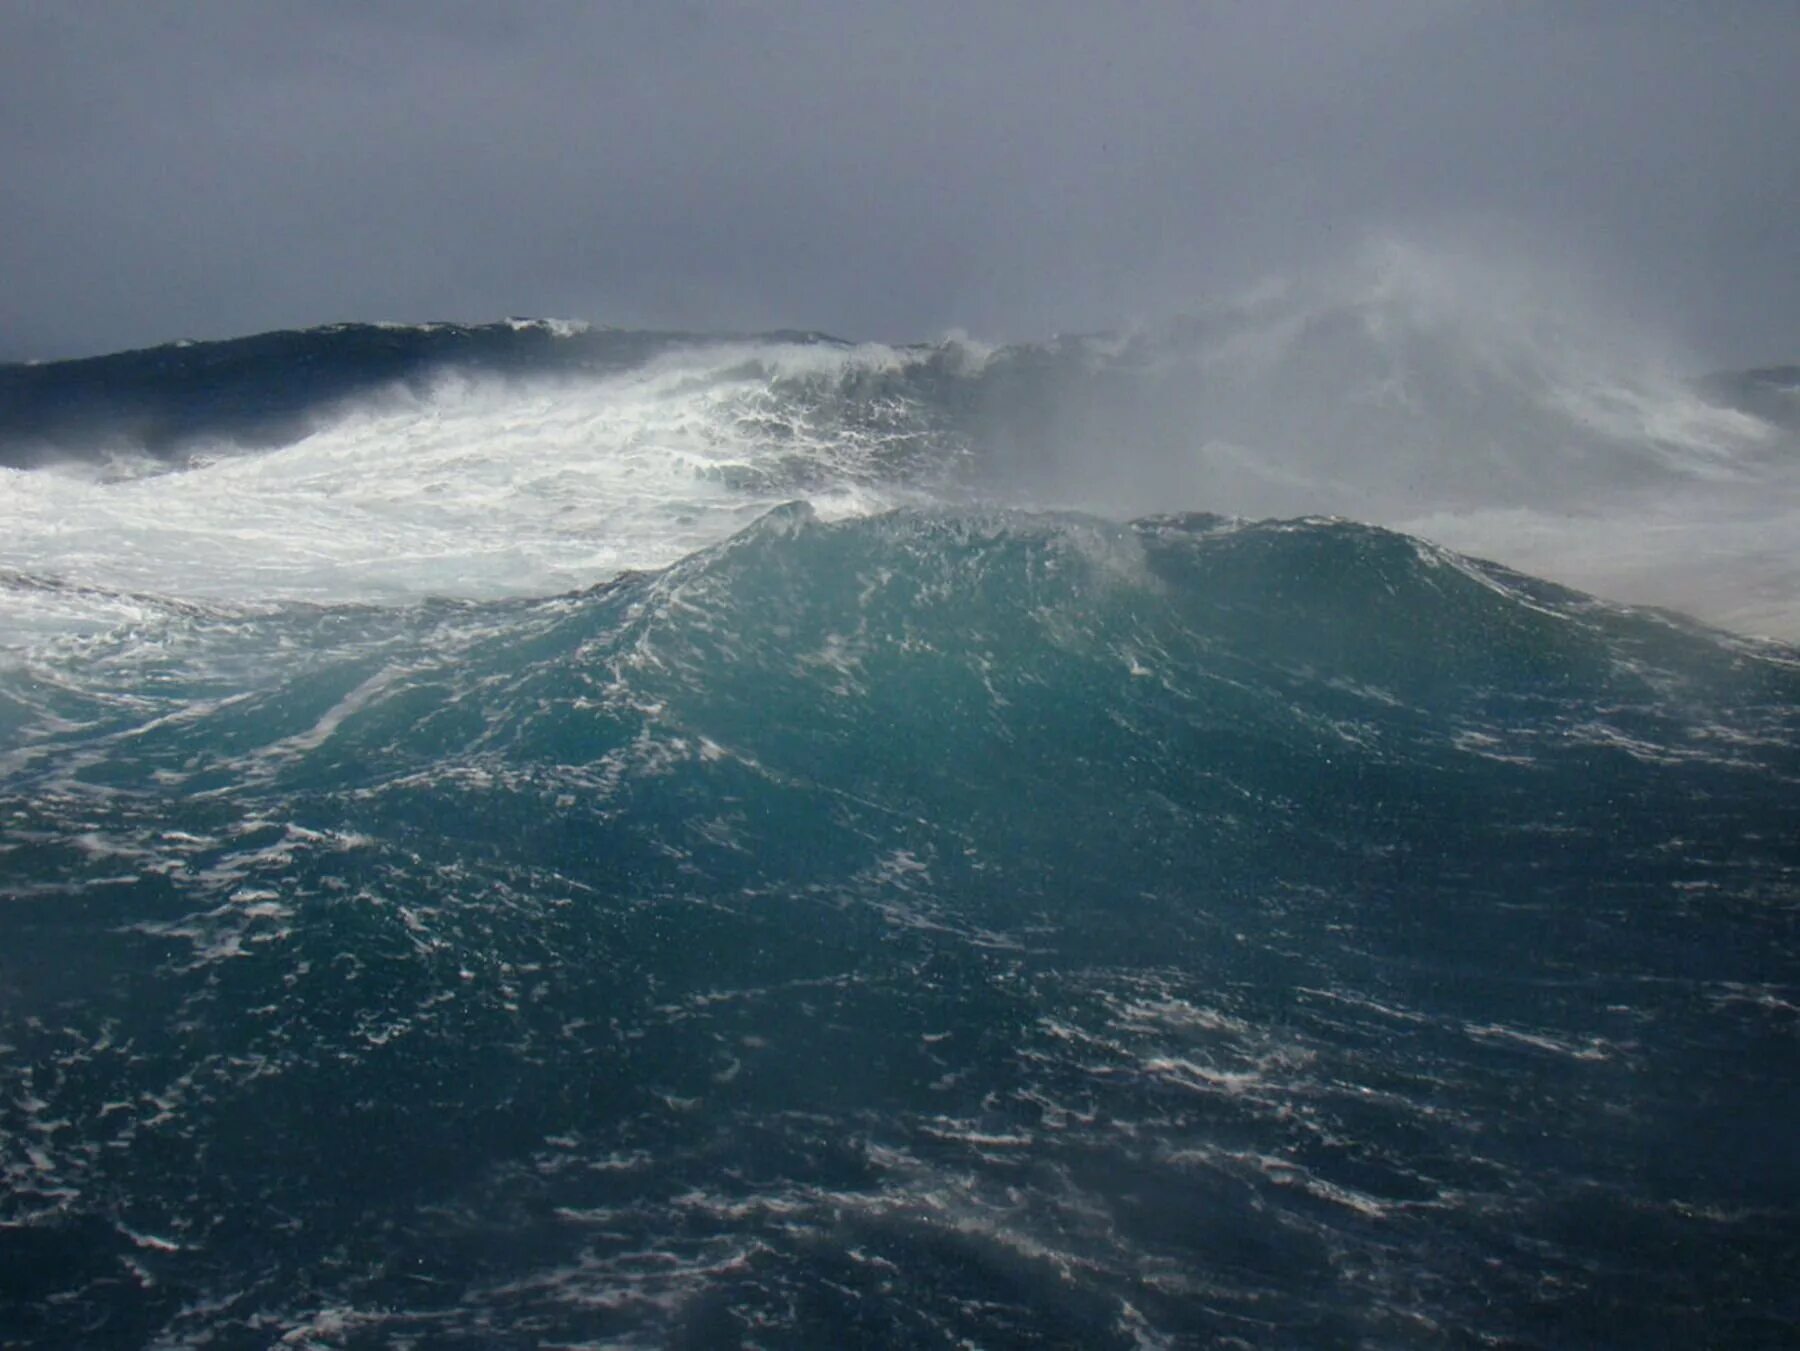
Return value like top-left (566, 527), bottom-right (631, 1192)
top-left (3, 497), bottom-right (1797, 1347)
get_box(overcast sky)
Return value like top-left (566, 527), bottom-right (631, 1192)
top-left (2, 1), bottom-right (1796, 364)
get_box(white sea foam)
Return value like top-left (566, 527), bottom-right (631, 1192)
top-left (0, 340), bottom-right (943, 646)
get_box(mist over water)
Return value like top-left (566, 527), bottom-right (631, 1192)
top-left (960, 241), bottom-right (1795, 637)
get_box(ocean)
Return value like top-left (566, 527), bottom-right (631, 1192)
top-left (2, 282), bottom-right (1797, 1347)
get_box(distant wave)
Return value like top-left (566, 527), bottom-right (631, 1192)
top-left (4, 252), bottom-right (1799, 641)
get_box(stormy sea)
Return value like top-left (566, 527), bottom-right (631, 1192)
top-left (3, 264), bottom-right (1798, 1348)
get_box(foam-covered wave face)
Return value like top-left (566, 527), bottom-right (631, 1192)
top-left (2, 508), bottom-right (1796, 1346)
top-left (0, 339), bottom-right (974, 629)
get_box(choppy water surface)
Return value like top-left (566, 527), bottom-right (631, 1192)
top-left (3, 287), bottom-right (1798, 1346)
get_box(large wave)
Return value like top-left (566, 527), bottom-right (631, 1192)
top-left (2, 248), bottom-right (1797, 1347)
top-left (3, 506), bottom-right (1796, 1346)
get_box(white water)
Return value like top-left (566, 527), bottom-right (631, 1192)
top-left (2, 246), bottom-right (1796, 653)
top-left (0, 341), bottom-right (941, 639)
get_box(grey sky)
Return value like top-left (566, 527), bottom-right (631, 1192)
top-left (2, 1), bottom-right (1796, 363)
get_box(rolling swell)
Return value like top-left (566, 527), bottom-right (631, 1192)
top-left (3, 507), bottom-right (1797, 1346)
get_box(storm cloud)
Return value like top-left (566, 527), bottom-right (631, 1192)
top-left (2, 1), bottom-right (1796, 363)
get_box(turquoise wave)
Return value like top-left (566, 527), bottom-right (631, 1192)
top-left (3, 507), bottom-right (1796, 1346)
